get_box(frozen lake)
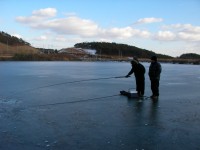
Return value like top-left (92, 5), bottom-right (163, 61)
top-left (0, 61), bottom-right (200, 150)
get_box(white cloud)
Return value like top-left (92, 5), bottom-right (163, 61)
top-left (16, 16), bottom-right (44, 24)
top-left (101, 27), bottom-right (151, 39)
top-left (101, 27), bottom-right (150, 39)
top-left (16, 8), bottom-right (200, 56)
top-left (43, 16), bottom-right (99, 37)
top-left (135, 17), bottom-right (163, 24)
top-left (178, 32), bottom-right (200, 41)
top-left (32, 8), bottom-right (57, 17)
top-left (55, 37), bottom-right (66, 42)
top-left (160, 24), bottom-right (200, 42)
top-left (140, 30), bottom-right (151, 38)
top-left (16, 8), bottom-right (151, 40)
top-left (101, 27), bottom-right (137, 39)
top-left (34, 35), bottom-right (48, 41)
top-left (16, 8), bottom-right (57, 24)
top-left (154, 31), bottom-right (176, 41)
top-left (164, 24), bottom-right (200, 33)
top-left (54, 36), bottom-right (83, 43)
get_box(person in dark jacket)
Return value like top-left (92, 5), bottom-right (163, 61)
top-left (126, 57), bottom-right (145, 97)
top-left (148, 56), bottom-right (162, 99)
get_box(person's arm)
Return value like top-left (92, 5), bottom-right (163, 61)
top-left (125, 68), bottom-right (134, 77)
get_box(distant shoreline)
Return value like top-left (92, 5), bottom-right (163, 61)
top-left (0, 54), bottom-right (199, 65)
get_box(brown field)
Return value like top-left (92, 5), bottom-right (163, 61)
top-left (0, 43), bottom-right (39, 56)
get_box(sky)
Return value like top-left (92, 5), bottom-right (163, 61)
top-left (1, 0), bottom-right (200, 57)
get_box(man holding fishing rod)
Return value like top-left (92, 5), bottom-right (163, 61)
top-left (125, 57), bottom-right (146, 97)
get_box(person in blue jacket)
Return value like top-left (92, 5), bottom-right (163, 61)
top-left (126, 57), bottom-right (146, 97)
top-left (148, 56), bottom-right (162, 99)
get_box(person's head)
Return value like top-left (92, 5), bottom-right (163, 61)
top-left (133, 56), bottom-right (139, 63)
top-left (131, 59), bottom-right (138, 66)
top-left (151, 56), bottom-right (157, 62)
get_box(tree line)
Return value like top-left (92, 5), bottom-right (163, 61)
top-left (0, 31), bottom-right (30, 46)
top-left (179, 53), bottom-right (200, 59)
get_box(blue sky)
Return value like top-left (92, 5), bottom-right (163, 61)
top-left (1, 0), bottom-right (200, 57)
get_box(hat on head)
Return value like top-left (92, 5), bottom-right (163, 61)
top-left (151, 56), bottom-right (157, 61)
top-left (131, 59), bottom-right (138, 64)
top-left (133, 56), bottom-right (138, 62)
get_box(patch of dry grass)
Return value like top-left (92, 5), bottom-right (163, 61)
top-left (0, 43), bottom-right (39, 56)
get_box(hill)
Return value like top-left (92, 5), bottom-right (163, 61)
top-left (0, 31), bottom-right (30, 46)
top-left (179, 53), bottom-right (200, 59)
top-left (0, 31), bottom-right (39, 59)
top-left (74, 42), bottom-right (173, 59)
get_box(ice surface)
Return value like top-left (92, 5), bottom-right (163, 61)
top-left (0, 62), bottom-right (200, 150)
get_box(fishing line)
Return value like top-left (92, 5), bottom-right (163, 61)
top-left (1, 75), bottom-right (153, 112)
top-left (31, 76), bottom-right (125, 90)
top-left (18, 94), bottom-right (150, 111)
top-left (8, 76), bottom-right (126, 97)
top-left (20, 94), bottom-right (120, 110)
